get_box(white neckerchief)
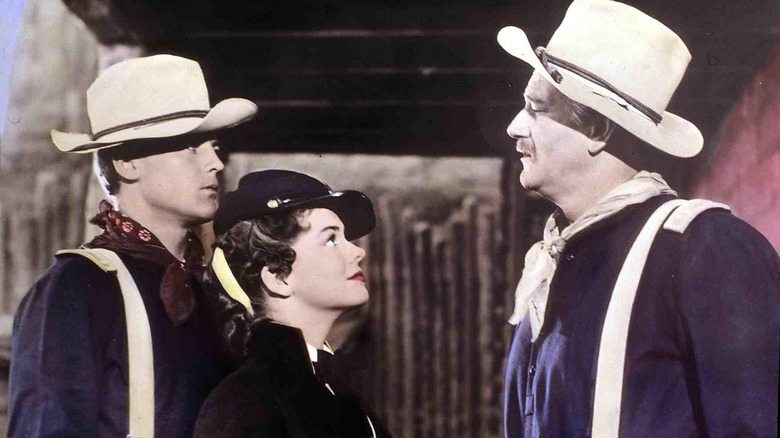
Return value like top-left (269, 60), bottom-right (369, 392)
top-left (508, 171), bottom-right (677, 341)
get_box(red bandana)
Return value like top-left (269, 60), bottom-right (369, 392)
top-left (84, 200), bottom-right (203, 325)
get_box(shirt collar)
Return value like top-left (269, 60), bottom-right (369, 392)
top-left (306, 342), bottom-right (333, 363)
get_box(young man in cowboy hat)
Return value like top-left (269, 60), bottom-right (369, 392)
top-left (8, 54), bottom-right (257, 438)
top-left (497, 1), bottom-right (779, 437)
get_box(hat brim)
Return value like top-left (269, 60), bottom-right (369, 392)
top-left (51, 98), bottom-right (258, 154)
top-left (296, 191), bottom-right (376, 241)
top-left (497, 26), bottom-right (702, 158)
top-left (213, 189), bottom-right (376, 241)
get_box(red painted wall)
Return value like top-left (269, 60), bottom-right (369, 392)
top-left (691, 45), bottom-right (780, 251)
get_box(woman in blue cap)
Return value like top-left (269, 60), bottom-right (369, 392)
top-left (194, 169), bottom-right (391, 438)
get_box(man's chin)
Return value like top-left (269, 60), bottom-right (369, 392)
top-left (184, 212), bottom-right (217, 229)
top-left (519, 172), bottom-right (539, 192)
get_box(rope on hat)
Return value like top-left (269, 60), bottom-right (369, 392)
top-left (534, 47), bottom-right (663, 125)
top-left (212, 247), bottom-right (255, 316)
top-left (535, 47), bottom-right (564, 84)
top-left (92, 109), bottom-right (209, 141)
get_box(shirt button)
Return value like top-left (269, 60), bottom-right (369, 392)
top-left (528, 365), bottom-right (536, 376)
top-left (565, 253), bottom-right (575, 261)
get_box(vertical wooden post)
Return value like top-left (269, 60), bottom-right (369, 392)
top-left (432, 228), bottom-right (449, 438)
top-left (450, 214), bottom-right (467, 436)
top-left (34, 171), bottom-right (57, 272)
top-left (66, 167), bottom-right (90, 248)
top-left (367, 199), bottom-right (387, 419)
top-left (442, 221), bottom-right (459, 437)
top-left (412, 223), bottom-right (435, 438)
top-left (464, 198), bottom-right (482, 438)
top-left (378, 196), bottom-right (400, 434)
top-left (398, 208), bottom-right (415, 438)
top-left (7, 210), bottom-right (36, 311)
top-left (477, 207), bottom-right (500, 438)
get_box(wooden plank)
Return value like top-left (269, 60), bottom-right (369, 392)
top-left (34, 171), bottom-right (57, 272)
top-left (377, 196), bottom-right (401, 434)
top-left (464, 198), bottom-right (481, 438)
top-left (412, 223), bottom-right (434, 438)
top-left (398, 208), bottom-right (416, 438)
top-left (166, 30), bottom-right (520, 71)
top-left (67, 168), bottom-right (90, 249)
top-left (440, 226), bottom-right (459, 437)
top-left (476, 207), bottom-right (500, 438)
top-left (366, 203), bottom-right (387, 418)
top-left (431, 229), bottom-right (448, 438)
top-left (449, 215), bottom-right (468, 436)
top-left (211, 72), bottom-right (509, 103)
top-left (216, 106), bottom-right (511, 157)
top-left (7, 212), bottom-right (37, 312)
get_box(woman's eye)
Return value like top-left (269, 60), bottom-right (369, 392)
top-left (187, 145), bottom-right (198, 152)
top-left (325, 236), bottom-right (337, 247)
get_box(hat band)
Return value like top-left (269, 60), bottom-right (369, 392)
top-left (212, 247), bottom-right (255, 316)
top-left (91, 109), bottom-right (210, 141)
top-left (535, 47), bottom-right (663, 125)
top-left (264, 190), bottom-right (338, 210)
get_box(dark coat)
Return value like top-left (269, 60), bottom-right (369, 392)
top-left (195, 322), bottom-right (392, 438)
top-left (8, 253), bottom-right (229, 438)
top-left (504, 195), bottom-right (780, 438)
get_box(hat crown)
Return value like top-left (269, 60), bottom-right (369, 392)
top-left (237, 170), bottom-right (333, 198)
top-left (547, 0), bottom-right (691, 114)
top-left (86, 55), bottom-right (211, 135)
top-left (213, 169), bottom-right (375, 239)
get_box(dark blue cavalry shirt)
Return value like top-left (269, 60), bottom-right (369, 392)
top-left (9, 252), bottom-right (230, 438)
top-left (504, 196), bottom-right (780, 438)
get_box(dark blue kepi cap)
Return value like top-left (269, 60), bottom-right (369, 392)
top-left (213, 169), bottom-right (376, 240)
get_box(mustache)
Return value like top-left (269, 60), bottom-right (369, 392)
top-left (516, 139), bottom-right (535, 156)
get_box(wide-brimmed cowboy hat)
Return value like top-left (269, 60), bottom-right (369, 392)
top-left (51, 54), bottom-right (258, 153)
top-left (497, 0), bottom-right (702, 158)
top-left (213, 169), bottom-right (376, 240)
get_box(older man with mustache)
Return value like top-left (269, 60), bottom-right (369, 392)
top-left (497, 1), bottom-right (779, 437)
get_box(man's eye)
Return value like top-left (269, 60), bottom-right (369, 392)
top-left (187, 145), bottom-right (198, 152)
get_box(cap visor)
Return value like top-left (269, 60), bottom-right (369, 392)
top-left (297, 191), bottom-right (376, 241)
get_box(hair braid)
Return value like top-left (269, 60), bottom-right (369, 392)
top-left (201, 209), bottom-right (309, 359)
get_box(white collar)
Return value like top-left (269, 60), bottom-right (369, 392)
top-left (306, 342), bottom-right (333, 363)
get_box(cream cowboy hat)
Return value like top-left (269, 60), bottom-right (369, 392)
top-left (497, 0), bottom-right (702, 158)
top-left (51, 54), bottom-right (258, 153)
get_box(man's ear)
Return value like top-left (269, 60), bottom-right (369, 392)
top-left (587, 117), bottom-right (616, 156)
top-left (112, 158), bottom-right (141, 182)
top-left (587, 139), bottom-right (608, 156)
top-left (261, 266), bottom-right (293, 298)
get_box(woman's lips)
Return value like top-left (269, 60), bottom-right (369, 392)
top-left (348, 272), bottom-right (367, 282)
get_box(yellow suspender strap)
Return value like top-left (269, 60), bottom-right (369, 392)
top-left (591, 199), bottom-right (685, 438)
top-left (590, 198), bottom-right (730, 437)
top-left (56, 248), bottom-right (155, 438)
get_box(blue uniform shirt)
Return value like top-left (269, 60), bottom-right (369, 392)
top-left (504, 196), bottom-right (780, 437)
top-left (9, 253), bottom-right (229, 438)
